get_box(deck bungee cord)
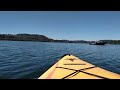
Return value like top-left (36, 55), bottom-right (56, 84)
top-left (38, 54), bottom-right (120, 79)
top-left (56, 66), bottom-right (109, 79)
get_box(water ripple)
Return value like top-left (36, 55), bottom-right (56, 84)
top-left (0, 41), bottom-right (120, 79)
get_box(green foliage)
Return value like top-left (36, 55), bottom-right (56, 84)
top-left (0, 34), bottom-right (53, 42)
top-left (101, 40), bottom-right (120, 44)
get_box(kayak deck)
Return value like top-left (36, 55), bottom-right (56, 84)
top-left (38, 54), bottom-right (120, 79)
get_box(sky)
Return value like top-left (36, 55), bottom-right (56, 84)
top-left (0, 11), bottom-right (120, 41)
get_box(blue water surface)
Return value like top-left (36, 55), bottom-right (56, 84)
top-left (0, 41), bottom-right (120, 79)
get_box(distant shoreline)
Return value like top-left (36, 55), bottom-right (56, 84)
top-left (0, 33), bottom-right (120, 44)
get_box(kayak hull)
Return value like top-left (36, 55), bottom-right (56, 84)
top-left (38, 54), bottom-right (120, 79)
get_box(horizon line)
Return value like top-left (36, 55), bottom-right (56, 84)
top-left (0, 33), bottom-right (120, 41)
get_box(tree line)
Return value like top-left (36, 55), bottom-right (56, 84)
top-left (100, 40), bottom-right (120, 44)
top-left (0, 34), bottom-right (120, 44)
top-left (0, 34), bottom-right (53, 42)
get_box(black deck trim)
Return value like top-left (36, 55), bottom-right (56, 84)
top-left (64, 64), bottom-right (86, 65)
top-left (60, 54), bottom-right (71, 59)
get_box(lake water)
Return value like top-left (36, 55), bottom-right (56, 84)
top-left (0, 41), bottom-right (120, 79)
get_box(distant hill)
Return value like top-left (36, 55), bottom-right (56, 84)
top-left (0, 34), bottom-right (53, 42)
top-left (0, 33), bottom-right (88, 43)
top-left (0, 34), bottom-right (120, 44)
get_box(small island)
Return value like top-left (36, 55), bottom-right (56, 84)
top-left (0, 34), bottom-right (120, 44)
